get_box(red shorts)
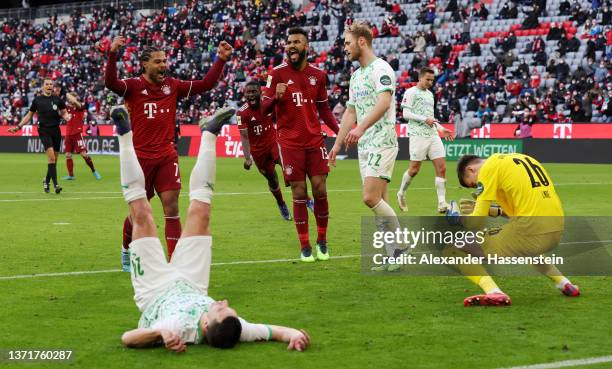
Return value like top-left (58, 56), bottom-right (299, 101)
top-left (64, 133), bottom-right (86, 154)
top-left (138, 153), bottom-right (181, 199)
top-left (278, 143), bottom-right (329, 184)
top-left (252, 144), bottom-right (281, 177)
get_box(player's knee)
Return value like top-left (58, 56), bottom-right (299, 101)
top-left (187, 201), bottom-right (211, 228)
top-left (161, 197), bottom-right (180, 216)
top-left (312, 183), bottom-right (327, 198)
top-left (65, 153), bottom-right (72, 159)
top-left (363, 193), bottom-right (382, 208)
top-left (131, 201), bottom-right (155, 228)
top-left (408, 167), bottom-right (420, 177)
top-left (290, 183), bottom-right (307, 199)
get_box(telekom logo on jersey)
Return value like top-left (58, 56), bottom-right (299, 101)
top-left (291, 92), bottom-right (316, 107)
top-left (143, 103), bottom-right (171, 119)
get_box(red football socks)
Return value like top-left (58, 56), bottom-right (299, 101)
top-left (164, 216), bottom-right (182, 259)
top-left (293, 199), bottom-right (310, 250)
top-left (66, 158), bottom-right (74, 176)
top-left (314, 196), bottom-right (328, 244)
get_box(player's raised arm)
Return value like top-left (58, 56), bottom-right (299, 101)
top-left (329, 105), bottom-right (357, 167)
top-left (8, 111), bottom-right (34, 133)
top-left (105, 36), bottom-right (129, 96)
top-left (177, 41), bottom-right (232, 98)
top-left (66, 93), bottom-right (83, 110)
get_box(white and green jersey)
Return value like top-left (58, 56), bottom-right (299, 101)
top-left (401, 86), bottom-right (437, 137)
top-left (347, 58), bottom-right (398, 150)
top-left (138, 280), bottom-right (272, 344)
top-left (138, 280), bottom-right (214, 344)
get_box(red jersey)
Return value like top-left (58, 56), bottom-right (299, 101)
top-left (117, 76), bottom-right (194, 159)
top-left (263, 63), bottom-right (328, 148)
top-left (65, 105), bottom-right (86, 135)
top-left (105, 52), bottom-right (225, 159)
top-left (237, 103), bottom-right (276, 152)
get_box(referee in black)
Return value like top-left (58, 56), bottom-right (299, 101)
top-left (9, 78), bottom-right (71, 194)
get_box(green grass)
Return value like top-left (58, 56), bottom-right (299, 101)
top-left (0, 153), bottom-right (611, 369)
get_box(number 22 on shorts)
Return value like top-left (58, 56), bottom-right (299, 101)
top-left (367, 153), bottom-right (382, 168)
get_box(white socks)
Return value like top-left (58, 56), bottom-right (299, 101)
top-left (118, 132), bottom-right (146, 203)
top-left (372, 199), bottom-right (402, 257)
top-left (189, 132), bottom-right (217, 204)
top-left (435, 176), bottom-right (447, 204)
top-left (399, 171), bottom-right (412, 193)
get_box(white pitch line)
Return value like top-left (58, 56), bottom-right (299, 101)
top-left (1, 182), bottom-right (611, 202)
top-left (0, 254), bottom-right (362, 281)
top-left (497, 355), bottom-right (612, 369)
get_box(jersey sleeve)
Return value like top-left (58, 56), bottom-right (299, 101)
top-left (238, 317), bottom-right (272, 342)
top-left (236, 110), bottom-right (247, 130)
top-left (316, 72), bottom-right (329, 103)
top-left (57, 98), bottom-right (66, 110)
top-left (475, 160), bottom-right (499, 202)
top-left (401, 89), bottom-right (427, 122)
top-left (29, 98), bottom-right (37, 113)
top-left (401, 88), bottom-right (413, 109)
top-left (150, 316), bottom-right (199, 344)
top-left (262, 69), bottom-right (278, 101)
top-left (105, 52), bottom-right (133, 97)
top-left (372, 63), bottom-right (395, 94)
top-left (346, 76), bottom-right (355, 107)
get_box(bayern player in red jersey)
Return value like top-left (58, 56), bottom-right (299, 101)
top-left (261, 28), bottom-right (339, 262)
top-left (63, 92), bottom-right (101, 181)
top-left (237, 80), bottom-right (291, 221)
top-left (105, 35), bottom-right (233, 271)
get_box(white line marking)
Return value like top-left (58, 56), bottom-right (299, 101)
top-left (0, 255), bottom-right (362, 281)
top-left (1, 182), bottom-right (610, 202)
top-left (53, 222), bottom-right (71, 225)
top-left (497, 355), bottom-right (612, 369)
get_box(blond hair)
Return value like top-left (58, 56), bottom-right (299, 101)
top-left (344, 21), bottom-right (373, 47)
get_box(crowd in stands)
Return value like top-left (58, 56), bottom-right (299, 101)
top-left (0, 0), bottom-right (610, 129)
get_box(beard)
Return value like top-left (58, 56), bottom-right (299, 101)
top-left (348, 47), bottom-right (361, 62)
top-left (287, 49), bottom-right (307, 68)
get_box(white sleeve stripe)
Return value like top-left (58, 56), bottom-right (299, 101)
top-left (121, 80), bottom-right (128, 97)
top-left (262, 96), bottom-right (272, 100)
top-left (186, 81), bottom-right (193, 98)
top-left (316, 99), bottom-right (328, 102)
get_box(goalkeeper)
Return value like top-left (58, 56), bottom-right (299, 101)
top-left (446, 153), bottom-right (580, 307)
top-left (111, 106), bottom-right (310, 352)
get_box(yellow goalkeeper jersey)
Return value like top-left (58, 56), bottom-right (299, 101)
top-left (474, 153), bottom-right (564, 233)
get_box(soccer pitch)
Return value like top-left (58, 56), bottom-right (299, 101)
top-left (1, 153), bottom-right (611, 369)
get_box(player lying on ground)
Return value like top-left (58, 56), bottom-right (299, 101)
top-left (111, 106), bottom-right (311, 352)
top-left (236, 80), bottom-right (291, 221)
top-left (397, 67), bottom-right (454, 213)
top-left (447, 153), bottom-right (580, 307)
top-left (63, 92), bottom-right (101, 181)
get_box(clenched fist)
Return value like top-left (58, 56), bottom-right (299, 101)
top-left (217, 41), bottom-right (233, 61)
top-left (275, 83), bottom-right (287, 99)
